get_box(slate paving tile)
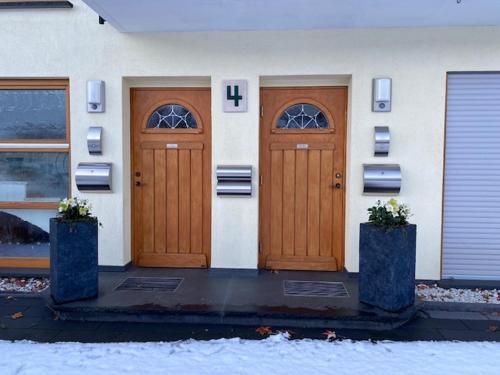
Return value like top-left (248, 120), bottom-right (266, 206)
top-left (0, 328), bottom-right (59, 342)
top-left (3, 279), bottom-right (500, 343)
top-left (0, 295), bottom-right (45, 305)
top-left (371, 327), bottom-right (446, 341)
top-left (0, 304), bottom-right (33, 318)
top-left (0, 316), bottom-right (42, 329)
top-left (438, 329), bottom-right (500, 342)
top-left (426, 310), bottom-right (488, 320)
top-left (404, 317), bottom-right (469, 330)
top-left (50, 330), bottom-right (122, 343)
top-left (484, 312), bottom-right (500, 321)
top-left (22, 305), bottom-right (57, 319)
top-left (97, 321), bottom-right (179, 334)
top-left (461, 319), bottom-right (500, 332)
top-left (33, 319), bottom-right (102, 331)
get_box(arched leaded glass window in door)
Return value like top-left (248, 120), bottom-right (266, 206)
top-left (276, 103), bottom-right (329, 129)
top-left (146, 104), bottom-right (197, 129)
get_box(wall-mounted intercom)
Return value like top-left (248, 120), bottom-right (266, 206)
top-left (372, 78), bottom-right (392, 112)
top-left (87, 80), bottom-right (105, 113)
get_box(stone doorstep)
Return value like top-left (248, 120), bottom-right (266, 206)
top-left (48, 296), bottom-right (419, 331)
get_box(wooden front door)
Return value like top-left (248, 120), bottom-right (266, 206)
top-left (131, 88), bottom-right (211, 268)
top-left (259, 87), bottom-right (347, 271)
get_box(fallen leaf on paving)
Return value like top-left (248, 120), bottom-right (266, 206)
top-left (271, 270), bottom-right (279, 274)
top-left (11, 312), bottom-right (24, 320)
top-left (488, 325), bottom-right (497, 332)
top-left (322, 330), bottom-right (337, 341)
top-left (256, 326), bottom-right (273, 336)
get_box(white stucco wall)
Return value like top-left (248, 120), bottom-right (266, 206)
top-left (1, 1), bottom-right (500, 278)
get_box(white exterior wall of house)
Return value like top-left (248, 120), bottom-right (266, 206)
top-left (1, 0), bottom-right (500, 279)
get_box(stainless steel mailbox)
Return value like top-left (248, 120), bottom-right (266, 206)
top-left (363, 164), bottom-right (401, 194)
top-left (216, 165), bottom-right (252, 196)
top-left (374, 126), bottom-right (390, 157)
top-left (75, 163), bottom-right (112, 191)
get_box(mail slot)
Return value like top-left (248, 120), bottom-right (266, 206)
top-left (75, 163), bottom-right (112, 191)
top-left (374, 126), bottom-right (390, 157)
top-left (363, 164), bottom-right (401, 194)
top-left (216, 165), bottom-right (252, 196)
top-left (87, 126), bottom-right (103, 155)
top-left (216, 182), bottom-right (252, 196)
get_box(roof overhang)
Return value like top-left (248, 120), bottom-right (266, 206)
top-left (82, 0), bottom-right (500, 33)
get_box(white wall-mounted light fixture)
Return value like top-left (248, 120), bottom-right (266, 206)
top-left (87, 80), bottom-right (105, 113)
top-left (372, 78), bottom-right (392, 112)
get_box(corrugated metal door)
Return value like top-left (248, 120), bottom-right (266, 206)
top-left (443, 73), bottom-right (500, 280)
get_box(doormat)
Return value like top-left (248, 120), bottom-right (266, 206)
top-left (283, 280), bottom-right (349, 298)
top-left (115, 277), bottom-right (183, 292)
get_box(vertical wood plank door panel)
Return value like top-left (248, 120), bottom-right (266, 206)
top-left (131, 88), bottom-right (211, 268)
top-left (259, 87), bottom-right (347, 271)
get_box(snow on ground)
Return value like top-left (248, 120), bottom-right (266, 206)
top-left (0, 277), bottom-right (48, 293)
top-left (417, 284), bottom-right (500, 304)
top-left (1, 335), bottom-right (500, 375)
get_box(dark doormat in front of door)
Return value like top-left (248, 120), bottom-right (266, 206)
top-left (115, 277), bottom-right (183, 292)
top-left (283, 280), bottom-right (349, 298)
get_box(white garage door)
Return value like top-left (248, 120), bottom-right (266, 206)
top-left (443, 72), bottom-right (500, 280)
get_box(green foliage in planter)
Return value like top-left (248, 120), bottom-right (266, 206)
top-left (367, 198), bottom-right (411, 228)
top-left (56, 197), bottom-right (99, 224)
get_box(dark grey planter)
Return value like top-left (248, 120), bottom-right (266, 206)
top-left (50, 218), bottom-right (98, 304)
top-left (359, 223), bottom-right (416, 312)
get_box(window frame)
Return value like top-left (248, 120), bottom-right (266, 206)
top-left (0, 79), bottom-right (71, 210)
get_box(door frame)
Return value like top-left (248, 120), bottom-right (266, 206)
top-left (130, 87), bottom-right (212, 267)
top-left (258, 86), bottom-right (348, 270)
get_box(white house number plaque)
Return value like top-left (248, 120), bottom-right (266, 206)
top-left (222, 80), bottom-right (248, 112)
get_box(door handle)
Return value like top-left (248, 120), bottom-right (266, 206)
top-left (135, 181), bottom-right (142, 187)
top-left (333, 183), bottom-right (342, 189)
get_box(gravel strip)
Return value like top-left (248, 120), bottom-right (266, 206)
top-left (0, 277), bottom-right (49, 293)
top-left (417, 283), bottom-right (500, 304)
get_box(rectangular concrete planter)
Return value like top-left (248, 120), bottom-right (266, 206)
top-left (50, 218), bottom-right (98, 304)
top-left (359, 223), bottom-right (416, 312)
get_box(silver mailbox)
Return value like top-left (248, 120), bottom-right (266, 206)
top-left (75, 163), bottom-right (112, 191)
top-left (363, 164), bottom-right (401, 194)
top-left (216, 165), bottom-right (252, 197)
top-left (87, 126), bottom-right (103, 155)
top-left (374, 126), bottom-right (390, 157)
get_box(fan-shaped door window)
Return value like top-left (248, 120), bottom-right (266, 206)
top-left (146, 104), bottom-right (197, 129)
top-left (276, 103), bottom-right (329, 129)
